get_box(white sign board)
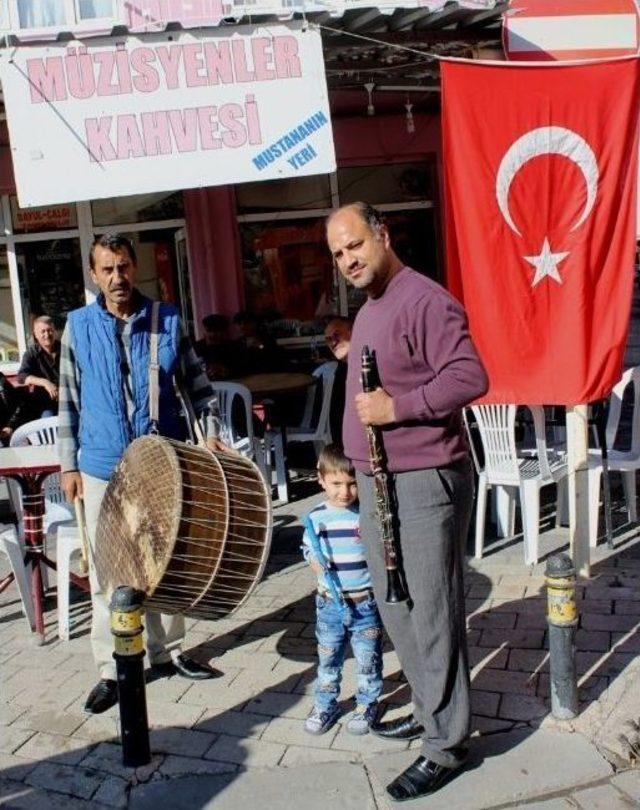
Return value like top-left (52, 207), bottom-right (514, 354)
top-left (0, 23), bottom-right (335, 207)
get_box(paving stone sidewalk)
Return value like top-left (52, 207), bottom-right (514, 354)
top-left (1, 486), bottom-right (640, 809)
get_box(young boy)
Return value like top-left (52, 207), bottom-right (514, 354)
top-left (302, 444), bottom-right (383, 736)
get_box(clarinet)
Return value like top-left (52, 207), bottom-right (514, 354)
top-left (361, 345), bottom-right (408, 604)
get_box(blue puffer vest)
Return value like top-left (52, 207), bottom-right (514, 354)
top-left (68, 293), bottom-right (184, 480)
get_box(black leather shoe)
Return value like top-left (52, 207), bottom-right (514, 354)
top-left (371, 713), bottom-right (425, 741)
top-left (84, 679), bottom-right (118, 714)
top-left (386, 756), bottom-right (462, 801)
top-left (169, 654), bottom-right (217, 680)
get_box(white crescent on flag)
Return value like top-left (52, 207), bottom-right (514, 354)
top-left (495, 126), bottom-right (599, 237)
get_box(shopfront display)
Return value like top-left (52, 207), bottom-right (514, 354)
top-left (15, 238), bottom-right (85, 332)
top-left (236, 159), bottom-right (439, 341)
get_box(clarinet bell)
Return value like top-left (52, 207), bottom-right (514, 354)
top-left (385, 568), bottom-right (408, 604)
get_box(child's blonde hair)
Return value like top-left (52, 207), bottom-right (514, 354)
top-left (317, 444), bottom-right (355, 478)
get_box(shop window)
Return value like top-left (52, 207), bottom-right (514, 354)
top-left (11, 197), bottom-right (78, 235)
top-left (0, 248), bottom-right (19, 363)
top-left (92, 191), bottom-right (184, 226)
top-left (15, 239), bottom-right (85, 334)
top-left (338, 162), bottom-right (434, 206)
top-left (76, 0), bottom-right (114, 18)
top-left (17, 0), bottom-right (67, 27)
top-left (385, 208), bottom-right (438, 279)
top-left (236, 175), bottom-right (332, 214)
top-left (240, 218), bottom-right (336, 338)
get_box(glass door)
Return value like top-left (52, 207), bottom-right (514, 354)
top-left (15, 238), bottom-right (85, 334)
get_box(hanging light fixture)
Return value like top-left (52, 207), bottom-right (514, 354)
top-left (405, 98), bottom-right (415, 134)
top-left (364, 82), bottom-right (375, 116)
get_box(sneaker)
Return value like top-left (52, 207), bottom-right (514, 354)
top-left (304, 705), bottom-right (341, 735)
top-left (347, 703), bottom-right (379, 736)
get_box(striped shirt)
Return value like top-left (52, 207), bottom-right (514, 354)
top-left (58, 293), bottom-right (212, 474)
top-left (301, 502), bottom-right (372, 594)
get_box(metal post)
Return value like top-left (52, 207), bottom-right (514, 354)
top-left (110, 586), bottom-right (151, 767)
top-left (546, 553), bottom-right (579, 720)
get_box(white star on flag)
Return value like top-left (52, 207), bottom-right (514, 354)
top-left (524, 238), bottom-right (569, 287)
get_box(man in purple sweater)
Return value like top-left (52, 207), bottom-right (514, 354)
top-left (327, 202), bottom-right (488, 801)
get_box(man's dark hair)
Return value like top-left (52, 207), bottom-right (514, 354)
top-left (317, 443), bottom-right (355, 478)
top-left (89, 233), bottom-right (137, 270)
top-left (326, 202), bottom-right (387, 235)
top-left (202, 314), bottom-right (228, 332)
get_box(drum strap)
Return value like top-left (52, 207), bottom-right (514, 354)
top-left (148, 301), bottom-right (207, 446)
top-left (149, 301), bottom-right (160, 433)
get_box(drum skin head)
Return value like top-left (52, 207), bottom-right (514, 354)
top-left (95, 435), bottom-right (184, 597)
top-left (94, 435), bottom-right (272, 619)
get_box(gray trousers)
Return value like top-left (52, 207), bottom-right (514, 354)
top-left (356, 457), bottom-right (473, 768)
top-left (82, 473), bottom-right (185, 680)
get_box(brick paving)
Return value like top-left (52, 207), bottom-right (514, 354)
top-left (0, 481), bottom-right (639, 808)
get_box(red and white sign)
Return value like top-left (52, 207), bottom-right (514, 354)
top-left (442, 57), bottom-right (640, 405)
top-left (504, 0), bottom-right (640, 61)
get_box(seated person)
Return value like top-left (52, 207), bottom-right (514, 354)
top-left (0, 372), bottom-right (33, 445)
top-left (323, 316), bottom-right (352, 445)
top-left (194, 313), bottom-right (235, 380)
top-left (231, 311), bottom-right (288, 376)
top-left (17, 316), bottom-right (61, 417)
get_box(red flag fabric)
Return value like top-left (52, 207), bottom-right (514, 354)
top-left (443, 57), bottom-right (640, 405)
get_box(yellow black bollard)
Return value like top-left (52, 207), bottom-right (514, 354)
top-left (110, 586), bottom-right (151, 767)
top-left (546, 553), bottom-right (579, 720)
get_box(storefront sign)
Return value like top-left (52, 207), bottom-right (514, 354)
top-left (10, 199), bottom-right (76, 232)
top-left (0, 23), bottom-right (335, 207)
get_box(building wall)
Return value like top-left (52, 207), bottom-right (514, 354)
top-left (0, 109), bottom-right (443, 337)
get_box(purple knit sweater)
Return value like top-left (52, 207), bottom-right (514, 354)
top-left (343, 267), bottom-right (488, 473)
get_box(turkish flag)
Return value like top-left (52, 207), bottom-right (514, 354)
top-left (443, 57), bottom-right (640, 404)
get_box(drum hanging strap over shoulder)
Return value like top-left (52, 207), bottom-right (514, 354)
top-left (148, 301), bottom-right (160, 434)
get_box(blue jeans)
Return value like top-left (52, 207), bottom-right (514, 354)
top-left (314, 593), bottom-right (383, 712)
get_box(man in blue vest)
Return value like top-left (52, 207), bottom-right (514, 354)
top-left (59, 233), bottom-right (217, 715)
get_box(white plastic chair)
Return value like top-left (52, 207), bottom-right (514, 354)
top-left (56, 524), bottom-right (84, 641)
top-left (0, 522), bottom-right (35, 629)
top-left (9, 416), bottom-right (74, 540)
top-left (468, 404), bottom-right (569, 565)
top-left (10, 417), bottom-right (57, 447)
top-left (284, 361), bottom-right (338, 458)
top-left (205, 383), bottom-right (265, 462)
top-left (203, 383), bottom-right (289, 501)
top-left (6, 416), bottom-right (80, 638)
top-left (580, 367), bottom-right (640, 545)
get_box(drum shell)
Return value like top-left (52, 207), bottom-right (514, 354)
top-left (95, 435), bottom-right (272, 620)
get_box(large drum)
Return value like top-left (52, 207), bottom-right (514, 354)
top-left (94, 435), bottom-right (272, 619)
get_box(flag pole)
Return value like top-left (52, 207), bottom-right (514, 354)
top-left (566, 405), bottom-right (590, 578)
